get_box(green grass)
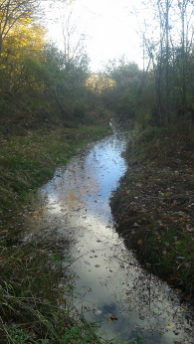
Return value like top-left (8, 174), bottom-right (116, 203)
top-left (0, 241), bottom-right (145, 343)
top-left (0, 121), bottom-right (147, 343)
top-left (0, 122), bottom-right (111, 343)
top-left (0, 125), bottom-right (111, 228)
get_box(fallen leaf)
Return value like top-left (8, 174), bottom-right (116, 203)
top-left (137, 239), bottom-right (142, 245)
top-left (126, 291), bottom-right (131, 296)
top-left (36, 270), bottom-right (42, 276)
top-left (84, 261), bottom-right (90, 266)
top-left (84, 306), bottom-right (90, 312)
top-left (183, 296), bottom-right (191, 301)
top-left (110, 314), bottom-right (118, 321)
top-left (60, 299), bottom-right (66, 304)
top-left (175, 289), bottom-right (182, 294)
top-left (186, 225), bottom-right (194, 232)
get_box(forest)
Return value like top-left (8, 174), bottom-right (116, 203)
top-left (0, 0), bottom-right (193, 343)
top-left (0, 0), bottom-right (193, 130)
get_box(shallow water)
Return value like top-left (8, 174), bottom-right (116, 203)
top-left (25, 126), bottom-right (193, 343)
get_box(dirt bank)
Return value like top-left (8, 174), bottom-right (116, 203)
top-left (110, 123), bottom-right (194, 303)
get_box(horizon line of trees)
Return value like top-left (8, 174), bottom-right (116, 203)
top-left (0, 0), bottom-right (193, 132)
top-left (0, 0), bottom-right (98, 133)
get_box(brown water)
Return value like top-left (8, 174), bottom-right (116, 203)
top-left (25, 125), bottom-right (193, 343)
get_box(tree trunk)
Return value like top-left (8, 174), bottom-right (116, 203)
top-left (166, 0), bottom-right (170, 123)
top-left (54, 86), bottom-right (67, 118)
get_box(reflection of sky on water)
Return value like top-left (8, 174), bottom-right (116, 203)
top-left (40, 132), bottom-right (128, 222)
top-left (25, 129), bottom-right (193, 343)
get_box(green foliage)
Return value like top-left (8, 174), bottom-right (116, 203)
top-left (129, 334), bottom-right (145, 344)
top-left (8, 324), bottom-right (37, 343)
top-left (0, 125), bottom-right (110, 227)
top-left (58, 324), bottom-right (100, 343)
top-left (0, 13), bottom-right (92, 131)
top-left (105, 61), bottom-right (143, 119)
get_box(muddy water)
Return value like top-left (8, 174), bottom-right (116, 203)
top-left (25, 126), bottom-right (193, 343)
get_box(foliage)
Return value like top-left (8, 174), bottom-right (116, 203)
top-left (0, 242), bottom-right (101, 343)
top-left (0, 0), bottom-right (39, 55)
top-left (0, 6), bottom-right (95, 131)
top-left (103, 59), bottom-right (157, 127)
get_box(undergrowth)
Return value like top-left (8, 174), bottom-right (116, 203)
top-left (0, 244), bottom-right (144, 343)
top-left (111, 118), bottom-right (194, 297)
top-left (0, 125), bottom-right (110, 229)
top-left (0, 121), bottom-right (146, 343)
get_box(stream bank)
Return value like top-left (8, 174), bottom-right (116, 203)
top-left (0, 124), bottom-right (111, 241)
top-left (110, 122), bottom-right (194, 304)
top-left (0, 123), bottom-right (113, 343)
top-left (21, 122), bottom-right (193, 343)
top-left (1, 119), bottom-right (194, 343)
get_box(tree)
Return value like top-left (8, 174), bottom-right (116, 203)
top-left (136, 0), bottom-right (194, 124)
top-left (0, 0), bottom-right (41, 56)
top-left (0, 21), bottom-right (47, 95)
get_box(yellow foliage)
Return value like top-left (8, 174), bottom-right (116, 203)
top-left (3, 22), bottom-right (47, 60)
top-left (86, 74), bottom-right (116, 94)
top-left (0, 19), bottom-right (48, 93)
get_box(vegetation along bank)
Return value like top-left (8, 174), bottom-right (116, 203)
top-left (110, 123), bottom-right (194, 301)
top-left (0, 0), bottom-right (194, 341)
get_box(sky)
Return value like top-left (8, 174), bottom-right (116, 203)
top-left (44, 0), bottom-right (147, 72)
top-left (43, 0), bottom-right (194, 72)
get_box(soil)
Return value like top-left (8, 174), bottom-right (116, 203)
top-left (110, 123), bottom-right (194, 305)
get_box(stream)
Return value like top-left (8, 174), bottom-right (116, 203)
top-left (25, 123), bottom-right (193, 343)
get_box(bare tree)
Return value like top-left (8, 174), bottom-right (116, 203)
top-left (176, 0), bottom-right (192, 114)
top-left (165, 0), bottom-right (171, 122)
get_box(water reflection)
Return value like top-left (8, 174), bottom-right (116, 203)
top-left (25, 128), bottom-right (193, 343)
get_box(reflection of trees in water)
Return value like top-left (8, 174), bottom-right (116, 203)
top-left (99, 300), bottom-right (164, 343)
top-left (123, 266), bottom-right (190, 333)
top-left (102, 242), bottom-right (189, 336)
top-left (95, 134), bottom-right (128, 156)
top-left (25, 128), bottom-right (193, 343)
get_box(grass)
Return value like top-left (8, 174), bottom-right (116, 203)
top-left (0, 120), bottom-right (146, 343)
top-left (0, 123), bottom-right (106, 343)
top-left (0, 125), bottom-right (111, 228)
top-left (0, 241), bottom-right (145, 343)
top-left (111, 119), bottom-right (194, 297)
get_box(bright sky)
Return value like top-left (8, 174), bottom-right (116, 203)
top-left (44, 0), bottom-right (147, 72)
top-left (43, 0), bottom-right (194, 72)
